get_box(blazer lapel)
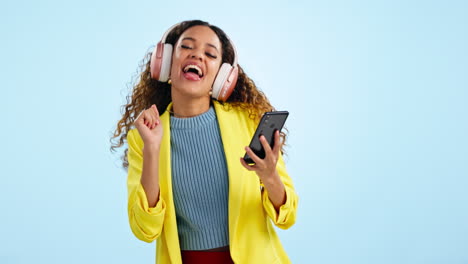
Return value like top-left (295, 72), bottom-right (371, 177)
top-left (159, 103), bottom-right (182, 263)
top-left (213, 101), bottom-right (246, 249)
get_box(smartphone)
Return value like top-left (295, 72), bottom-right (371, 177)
top-left (243, 111), bottom-right (289, 164)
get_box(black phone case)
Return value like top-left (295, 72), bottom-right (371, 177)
top-left (243, 111), bottom-right (289, 164)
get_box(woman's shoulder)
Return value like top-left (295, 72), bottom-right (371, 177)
top-left (214, 101), bottom-right (252, 119)
top-left (213, 101), bottom-right (258, 132)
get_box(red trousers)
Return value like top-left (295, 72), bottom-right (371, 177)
top-left (181, 250), bottom-right (234, 264)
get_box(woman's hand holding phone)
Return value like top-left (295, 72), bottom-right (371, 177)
top-left (240, 130), bottom-right (283, 183)
top-left (240, 130), bottom-right (287, 210)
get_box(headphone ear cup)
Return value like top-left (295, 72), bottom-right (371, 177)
top-left (212, 63), bottom-right (238, 101)
top-left (150, 42), bottom-right (173, 82)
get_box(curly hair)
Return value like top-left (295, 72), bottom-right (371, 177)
top-left (110, 20), bottom-right (287, 169)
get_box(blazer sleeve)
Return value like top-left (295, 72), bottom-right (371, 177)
top-left (261, 153), bottom-right (298, 229)
top-left (127, 129), bottom-right (166, 242)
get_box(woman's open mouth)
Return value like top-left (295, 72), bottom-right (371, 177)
top-left (182, 64), bottom-right (204, 81)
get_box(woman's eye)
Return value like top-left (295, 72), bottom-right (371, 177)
top-left (206, 53), bottom-right (217, 59)
top-left (181, 45), bottom-right (192, 49)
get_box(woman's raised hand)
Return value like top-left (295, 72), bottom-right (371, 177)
top-left (134, 104), bottom-right (163, 148)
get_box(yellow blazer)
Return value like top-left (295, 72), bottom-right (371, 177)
top-left (127, 100), bottom-right (298, 263)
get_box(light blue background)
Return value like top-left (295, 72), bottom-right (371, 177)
top-left (1, 0), bottom-right (467, 263)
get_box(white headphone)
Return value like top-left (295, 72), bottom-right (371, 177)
top-left (150, 22), bottom-right (239, 102)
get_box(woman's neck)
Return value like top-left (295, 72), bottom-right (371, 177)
top-left (171, 96), bottom-right (211, 118)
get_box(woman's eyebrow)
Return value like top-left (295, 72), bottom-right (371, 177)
top-left (206, 43), bottom-right (219, 52)
top-left (181, 37), bottom-right (196, 42)
top-left (181, 37), bottom-right (219, 52)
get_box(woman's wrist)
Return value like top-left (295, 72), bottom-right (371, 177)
top-left (261, 170), bottom-right (286, 210)
top-left (143, 144), bottom-right (161, 154)
top-left (261, 171), bottom-right (282, 189)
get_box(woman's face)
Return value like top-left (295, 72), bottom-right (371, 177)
top-left (170, 25), bottom-right (223, 98)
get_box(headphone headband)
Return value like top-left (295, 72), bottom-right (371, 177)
top-left (159, 22), bottom-right (238, 67)
top-left (160, 23), bottom-right (179, 44)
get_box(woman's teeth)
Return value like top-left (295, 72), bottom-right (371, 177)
top-left (183, 65), bottom-right (203, 77)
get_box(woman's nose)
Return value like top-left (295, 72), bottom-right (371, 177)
top-left (189, 49), bottom-right (203, 60)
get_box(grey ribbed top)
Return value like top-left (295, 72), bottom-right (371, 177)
top-left (170, 106), bottom-right (229, 250)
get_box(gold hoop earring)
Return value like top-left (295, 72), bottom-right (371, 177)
top-left (167, 79), bottom-right (172, 85)
top-left (209, 90), bottom-right (213, 96)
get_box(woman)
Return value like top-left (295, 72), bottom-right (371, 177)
top-left (111, 20), bottom-right (298, 264)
